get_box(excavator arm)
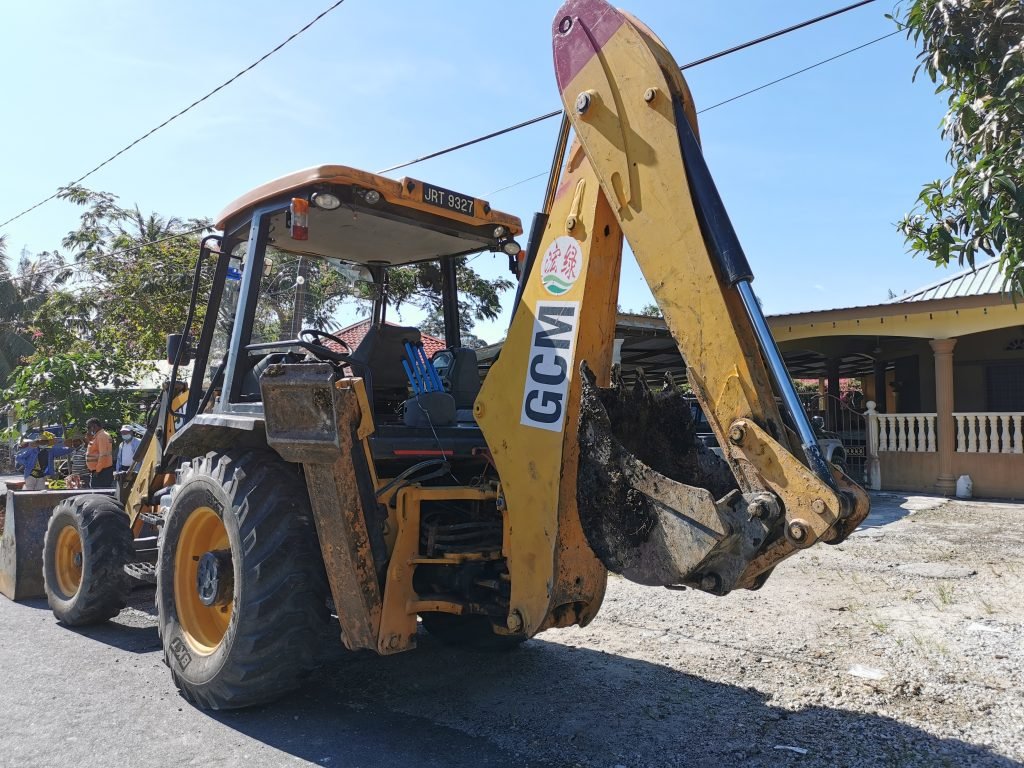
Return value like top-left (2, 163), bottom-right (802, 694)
top-left (476, 0), bottom-right (869, 636)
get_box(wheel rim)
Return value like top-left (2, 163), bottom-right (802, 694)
top-left (174, 506), bottom-right (232, 655)
top-left (54, 526), bottom-right (83, 597)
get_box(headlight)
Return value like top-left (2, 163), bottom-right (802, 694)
top-left (364, 189), bottom-right (381, 205)
top-left (311, 192), bottom-right (341, 210)
top-left (501, 239), bottom-right (522, 256)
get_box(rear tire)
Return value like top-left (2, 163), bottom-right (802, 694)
top-left (420, 612), bottom-right (526, 652)
top-left (43, 495), bottom-right (133, 626)
top-left (156, 451), bottom-right (329, 710)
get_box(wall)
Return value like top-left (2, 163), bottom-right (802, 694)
top-left (878, 451), bottom-right (1024, 499)
top-left (879, 452), bottom-right (939, 493)
top-left (953, 327), bottom-right (1024, 411)
top-left (952, 454), bottom-right (1024, 500)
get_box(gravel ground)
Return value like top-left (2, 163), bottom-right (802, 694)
top-left (305, 492), bottom-right (1023, 767)
top-left (2, 491), bottom-right (1022, 767)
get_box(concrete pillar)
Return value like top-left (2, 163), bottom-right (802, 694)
top-left (864, 400), bottom-right (881, 490)
top-left (872, 358), bottom-right (887, 414)
top-left (930, 338), bottom-right (957, 495)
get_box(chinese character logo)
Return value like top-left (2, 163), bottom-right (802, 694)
top-left (540, 236), bottom-right (584, 295)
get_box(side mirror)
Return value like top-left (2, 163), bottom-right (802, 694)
top-left (167, 333), bottom-right (192, 366)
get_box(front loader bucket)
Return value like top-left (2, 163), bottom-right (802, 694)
top-left (0, 489), bottom-right (114, 601)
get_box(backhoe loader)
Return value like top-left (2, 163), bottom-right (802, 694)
top-left (1, 0), bottom-right (868, 710)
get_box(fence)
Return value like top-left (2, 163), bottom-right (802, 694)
top-left (954, 413), bottom-right (1024, 454)
top-left (867, 410), bottom-right (1024, 455)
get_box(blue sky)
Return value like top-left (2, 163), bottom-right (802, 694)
top-left (1, 0), bottom-right (952, 342)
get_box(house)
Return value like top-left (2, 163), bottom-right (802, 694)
top-left (600, 259), bottom-right (1022, 499)
top-left (772, 259), bottom-right (1022, 499)
top-left (324, 318), bottom-right (447, 357)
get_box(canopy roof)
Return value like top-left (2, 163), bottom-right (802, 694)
top-left (216, 165), bottom-right (523, 267)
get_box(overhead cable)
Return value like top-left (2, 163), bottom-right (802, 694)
top-left (0, 0), bottom-right (349, 231)
top-left (377, 0), bottom-right (879, 174)
top-left (483, 29), bottom-right (901, 197)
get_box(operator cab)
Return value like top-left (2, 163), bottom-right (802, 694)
top-left (176, 165), bottom-right (522, 477)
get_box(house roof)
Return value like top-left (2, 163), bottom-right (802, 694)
top-left (325, 318), bottom-right (447, 357)
top-left (895, 259), bottom-right (1006, 303)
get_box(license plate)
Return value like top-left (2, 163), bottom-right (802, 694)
top-left (421, 183), bottom-right (476, 217)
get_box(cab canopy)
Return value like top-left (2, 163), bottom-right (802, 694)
top-left (216, 165), bottom-right (523, 266)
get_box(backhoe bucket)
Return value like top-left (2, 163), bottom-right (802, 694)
top-left (0, 489), bottom-right (114, 601)
top-left (576, 366), bottom-right (774, 593)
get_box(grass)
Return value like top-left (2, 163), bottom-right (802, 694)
top-left (935, 583), bottom-right (956, 608)
top-left (867, 615), bottom-right (890, 634)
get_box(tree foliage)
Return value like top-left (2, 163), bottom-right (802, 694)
top-left (383, 257), bottom-right (513, 329)
top-left (895, 0), bottom-right (1024, 293)
top-left (2, 187), bottom-right (211, 433)
top-left (2, 350), bottom-right (142, 431)
top-left (2, 186), bottom-right (514, 431)
top-left (0, 236), bottom-right (71, 388)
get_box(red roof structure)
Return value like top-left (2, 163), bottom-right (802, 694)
top-left (325, 318), bottom-right (446, 357)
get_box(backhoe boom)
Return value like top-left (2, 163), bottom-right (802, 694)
top-left (477, 0), bottom-right (868, 631)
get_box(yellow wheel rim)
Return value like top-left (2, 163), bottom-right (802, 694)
top-left (54, 526), bottom-right (83, 597)
top-left (174, 506), bottom-right (232, 655)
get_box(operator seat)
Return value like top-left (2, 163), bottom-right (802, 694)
top-left (432, 347), bottom-right (481, 419)
top-left (349, 323), bottom-right (421, 408)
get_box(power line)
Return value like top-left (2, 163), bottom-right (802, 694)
top-left (3, 2), bottom-right (886, 282)
top-left (378, 0), bottom-right (879, 174)
top-left (679, 0), bottom-right (877, 69)
top-left (482, 29), bottom-right (901, 198)
top-left (5, 27), bottom-right (899, 286)
top-left (699, 30), bottom-right (899, 113)
top-left (2, 225), bottom-right (212, 285)
top-left (0, 0), bottom-right (349, 232)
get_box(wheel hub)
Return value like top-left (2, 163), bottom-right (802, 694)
top-left (196, 550), bottom-right (233, 607)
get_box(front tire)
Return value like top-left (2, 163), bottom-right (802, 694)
top-left (156, 451), bottom-right (329, 710)
top-left (43, 495), bottom-right (133, 625)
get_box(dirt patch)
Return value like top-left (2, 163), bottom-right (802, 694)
top-left (542, 494), bottom-right (1024, 765)
top-left (301, 494), bottom-right (1023, 767)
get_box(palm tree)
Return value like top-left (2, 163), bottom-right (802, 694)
top-left (0, 237), bottom-right (69, 388)
top-left (0, 236), bottom-right (34, 386)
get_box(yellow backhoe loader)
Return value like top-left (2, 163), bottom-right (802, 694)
top-left (1, 0), bottom-right (868, 710)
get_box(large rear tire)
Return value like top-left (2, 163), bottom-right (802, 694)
top-left (42, 494), bottom-right (133, 625)
top-left (156, 451), bottom-right (329, 710)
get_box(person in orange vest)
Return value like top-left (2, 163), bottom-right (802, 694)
top-left (85, 417), bottom-right (115, 488)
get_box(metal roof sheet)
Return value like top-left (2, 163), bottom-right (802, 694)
top-left (895, 259), bottom-right (1006, 303)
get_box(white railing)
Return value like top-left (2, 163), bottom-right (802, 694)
top-left (873, 413), bottom-right (938, 453)
top-left (954, 412), bottom-right (1024, 454)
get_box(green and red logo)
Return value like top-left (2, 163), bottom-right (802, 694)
top-left (540, 236), bottom-right (583, 295)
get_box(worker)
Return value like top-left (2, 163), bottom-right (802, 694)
top-left (115, 424), bottom-right (141, 473)
top-left (85, 417), bottom-right (115, 488)
top-left (21, 431), bottom-right (57, 491)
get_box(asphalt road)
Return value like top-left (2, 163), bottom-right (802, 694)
top-left (2, 493), bottom-right (1019, 768)
top-left (0, 590), bottom-right (542, 768)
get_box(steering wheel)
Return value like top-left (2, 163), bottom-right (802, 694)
top-left (298, 328), bottom-right (353, 364)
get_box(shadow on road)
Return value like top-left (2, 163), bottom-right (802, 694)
top-left (199, 631), bottom-right (1017, 768)
top-left (18, 590), bottom-right (162, 654)
top-left (857, 492), bottom-right (917, 530)
top-left (68, 621), bottom-right (162, 654)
